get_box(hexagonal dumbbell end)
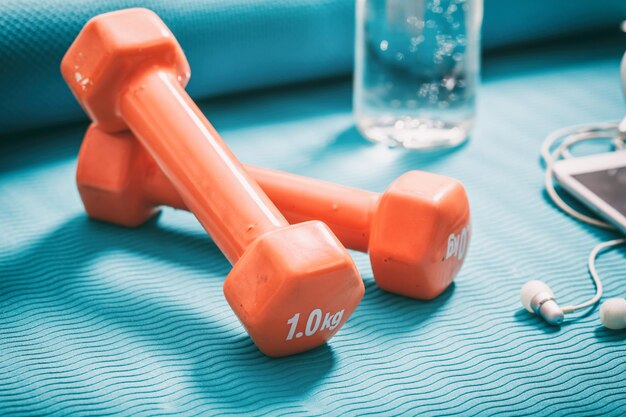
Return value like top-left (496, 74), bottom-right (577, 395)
top-left (225, 221), bottom-right (363, 357)
top-left (61, 8), bottom-right (190, 132)
top-left (369, 171), bottom-right (471, 300)
top-left (76, 124), bottom-right (161, 227)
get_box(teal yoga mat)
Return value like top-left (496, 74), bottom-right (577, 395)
top-left (1, 34), bottom-right (625, 415)
top-left (1, 0), bottom-right (625, 134)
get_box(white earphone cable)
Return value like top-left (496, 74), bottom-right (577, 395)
top-left (561, 238), bottom-right (625, 313)
top-left (541, 121), bottom-right (626, 314)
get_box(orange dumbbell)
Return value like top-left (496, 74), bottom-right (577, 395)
top-left (80, 125), bottom-right (471, 300)
top-left (62, 8), bottom-right (364, 357)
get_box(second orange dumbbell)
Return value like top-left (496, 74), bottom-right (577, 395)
top-left (80, 125), bottom-right (471, 300)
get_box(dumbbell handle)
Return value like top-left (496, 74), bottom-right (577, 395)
top-left (120, 69), bottom-right (288, 263)
top-left (139, 144), bottom-right (379, 253)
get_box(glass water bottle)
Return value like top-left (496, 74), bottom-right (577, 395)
top-left (354, 0), bottom-right (483, 149)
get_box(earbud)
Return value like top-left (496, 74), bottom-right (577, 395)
top-left (521, 281), bottom-right (626, 329)
top-left (520, 280), bottom-right (564, 325)
top-left (600, 298), bottom-right (626, 330)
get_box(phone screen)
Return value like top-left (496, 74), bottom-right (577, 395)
top-left (572, 166), bottom-right (626, 218)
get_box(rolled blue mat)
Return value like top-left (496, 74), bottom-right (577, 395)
top-left (0, 0), bottom-right (624, 134)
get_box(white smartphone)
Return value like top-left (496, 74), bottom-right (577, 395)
top-left (553, 151), bottom-right (626, 236)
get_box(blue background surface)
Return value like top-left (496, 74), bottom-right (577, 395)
top-left (2, 0), bottom-right (626, 415)
top-left (1, 33), bottom-right (626, 415)
top-left (1, 0), bottom-right (625, 133)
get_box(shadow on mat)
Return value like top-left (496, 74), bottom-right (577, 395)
top-left (1, 215), bottom-right (336, 402)
top-left (2, 212), bottom-right (455, 403)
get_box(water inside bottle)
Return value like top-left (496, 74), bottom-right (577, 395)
top-left (354, 0), bottom-right (481, 149)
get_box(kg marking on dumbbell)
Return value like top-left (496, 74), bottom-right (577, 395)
top-left (62, 8), bottom-right (364, 357)
top-left (79, 125), bottom-right (471, 300)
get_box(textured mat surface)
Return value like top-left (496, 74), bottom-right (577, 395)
top-left (1, 0), bottom-right (625, 133)
top-left (1, 36), bottom-right (626, 416)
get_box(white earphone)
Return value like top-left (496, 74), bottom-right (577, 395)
top-left (600, 298), bottom-right (626, 330)
top-left (520, 51), bottom-right (626, 329)
top-left (520, 280), bottom-right (564, 326)
top-left (521, 284), bottom-right (626, 330)
top-left (522, 287), bottom-right (626, 330)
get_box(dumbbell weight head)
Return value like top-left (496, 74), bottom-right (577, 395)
top-left (76, 126), bottom-right (158, 226)
top-left (225, 221), bottom-right (363, 356)
top-left (369, 171), bottom-right (471, 299)
top-left (61, 8), bottom-right (190, 132)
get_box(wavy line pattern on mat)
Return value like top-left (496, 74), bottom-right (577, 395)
top-left (1, 38), bottom-right (626, 416)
